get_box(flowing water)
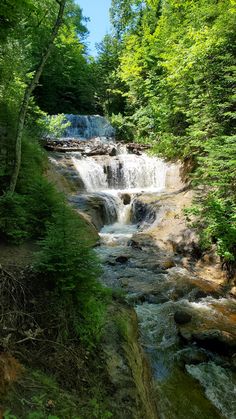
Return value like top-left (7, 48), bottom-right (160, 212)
top-left (63, 114), bottom-right (115, 139)
top-left (71, 154), bottom-right (167, 193)
top-left (71, 150), bottom-right (168, 232)
top-left (57, 116), bottom-right (236, 419)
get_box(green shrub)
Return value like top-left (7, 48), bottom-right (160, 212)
top-left (34, 205), bottom-right (108, 347)
top-left (0, 192), bottom-right (29, 242)
top-left (27, 178), bottom-right (65, 238)
top-left (110, 113), bottom-right (134, 142)
top-left (186, 193), bottom-right (236, 265)
top-left (74, 292), bottom-right (108, 347)
top-left (0, 132), bottom-right (69, 242)
top-left (16, 134), bottom-right (47, 193)
top-left (36, 113), bottom-right (71, 139)
top-left (200, 195), bottom-right (236, 262)
top-left (34, 206), bottom-right (100, 290)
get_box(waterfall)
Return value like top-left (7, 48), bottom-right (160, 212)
top-left (118, 202), bottom-right (131, 224)
top-left (72, 156), bottom-right (107, 191)
top-left (63, 114), bottom-right (115, 139)
top-left (57, 114), bottom-right (168, 229)
top-left (70, 151), bottom-right (168, 241)
top-left (108, 154), bottom-right (167, 191)
top-left (98, 193), bottom-right (119, 225)
top-left (72, 154), bottom-right (167, 193)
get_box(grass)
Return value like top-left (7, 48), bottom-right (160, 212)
top-left (3, 367), bottom-right (113, 419)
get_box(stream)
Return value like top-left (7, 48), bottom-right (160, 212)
top-left (53, 115), bottom-right (236, 419)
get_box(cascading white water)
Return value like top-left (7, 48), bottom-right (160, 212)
top-left (97, 193), bottom-right (119, 225)
top-left (72, 154), bottom-right (168, 193)
top-left (72, 157), bottom-right (107, 191)
top-left (63, 114), bottom-right (168, 239)
top-left (72, 152), bottom-right (168, 240)
top-left (118, 201), bottom-right (131, 224)
top-left (110, 154), bottom-right (167, 191)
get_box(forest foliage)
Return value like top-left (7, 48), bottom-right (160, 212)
top-left (0, 0), bottom-right (108, 352)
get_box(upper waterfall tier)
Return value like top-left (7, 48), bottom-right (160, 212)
top-left (63, 115), bottom-right (115, 139)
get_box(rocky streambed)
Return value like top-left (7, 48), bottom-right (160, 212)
top-left (96, 189), bottom-right (236, 419)
top-left (47, 117), bottom-right (236, 419)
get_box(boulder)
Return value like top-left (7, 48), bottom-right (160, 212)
top-left (116, 256), bottom-right (129, 264)
top-left (109, 147), bottom-right (117, 156)
top-left (232, 354), bottom-right (236, 370)
top-left (161, 259), bottom-right (176, 269)
top-left (192, 330), bottom-right (236, 355)
top-left (174, 310), bottom-right (192, 325)
top-left (179, 329), bottom-right (236, 356)
top-left (131, 199), bottom-right (156, 225)
top-left (175, 348), bottom-right (209, 367)
top-left (127, 240), bottom-right (142, 250)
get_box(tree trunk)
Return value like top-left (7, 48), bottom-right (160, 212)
top-left (9, 0), bottom-right (66, 193)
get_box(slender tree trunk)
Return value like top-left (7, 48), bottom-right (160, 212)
top-left (9, 0), bottom-right (66, 193)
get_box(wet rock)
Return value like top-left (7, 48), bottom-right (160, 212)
top-left (127, 292), bottom-right (169, 305)
top-left (121, 279), bottom-right (129, 287)
top-left (179, 329), bottom-right (236, 356)
top-left (131, 200), bottom-right (156, 225)
top-left (230, 286), bottom-right (236, 297)
top-left (69, 194), bottom-right (118, 230)
top-left (127, 240), bottom-right (142, 250)
top-left (153, 267), bottom-right (168, 275)
top-left (106, 260), bottom-right (116, 266)
top-left (126, 143), bottom-right (151, 154)
top-left (192, 330), bottom-right (236, 355)
top-left (168, 288), bottom-right (192, 301)
top-left (121, 193), bottom-right (131, 205)
top-left (232, 354), bottom-right (236, 370)
top-left (146, 294), bottom-right (169, 304)
top-left (109, 147), bottom-right (117, 156)
top-left (175, 347), bottom-right (209, 367)
top-left (174, 310), bottom-right (192, 325)
top-left (193, 290), bottom-right (209, 300)
top-left (143, 294), bottom-right (157, 304)
top-left (116, 256), bottom-right (129, 264)
top-left (161, 259), bottom-right (176, 269)
top-left (126, 293), bottom-right (146, 303)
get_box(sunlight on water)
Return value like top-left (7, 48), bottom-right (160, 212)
top-left (100, 223), bottom-right (137, 246)
top-left (72, 154), bottom-right (167, 192)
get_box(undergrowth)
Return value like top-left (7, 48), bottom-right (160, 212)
top-left (3, 368), bottom-right (112, 419)
top-left (0, 132), bottom-right (112, 416)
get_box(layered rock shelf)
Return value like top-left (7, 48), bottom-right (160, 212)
top-left (43, 137), bottom-right (151, 156)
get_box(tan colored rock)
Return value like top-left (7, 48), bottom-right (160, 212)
top-left (165, 162), bottom-right (185, 191)
top-left (161, 259), bottom-right (176, 269)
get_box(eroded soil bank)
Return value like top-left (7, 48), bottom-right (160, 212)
top-left (0, 242), bottom-right (156, 418)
